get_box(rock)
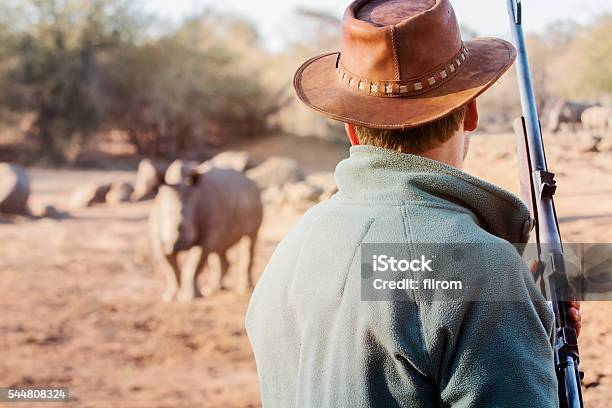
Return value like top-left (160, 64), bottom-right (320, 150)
top-left (164, 160), bottom-right (200, 185)
top-left (306, 172), bottom-right (338, 200)
top-left (284, 182), bottom-right (323, 204)
top-left (546, 100), bottom-right (596, 133)
top-left (246, 157), bottom-right (304, 189)
top-left (210, 151), bottom-right (252, 172)
top-left (106, 182), bottom-right (135, 205)
top-left (494, 151), bottom-right (511, 160)
top-left (131, 159), bottom-right (168, 202)
top-left (319, 190), bottom-right (336, 202)
top-left (41, 205), bottom-right (61, 218)
top-left (582, 106), bottom-right (612, 132)
top-left (597, 136), bottom-right (612, 152)
top-left (261, 185), bottom-right (285, 206)
top-left (70, 182), bottom-right (111, 210)
top-left (578, 134), bottom-right (601, 153)
top-left (30, 204), bottom-right (64, 219)
top-left (0, 163), bottom-right (30, 215)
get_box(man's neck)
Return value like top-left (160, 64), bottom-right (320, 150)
top-left (415, 131), bottom-right (466, 169)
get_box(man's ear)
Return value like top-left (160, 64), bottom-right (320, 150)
top-left (345, 123), bottom-right (360, 146)
top-left (464, 99), bottom-right (479, 132)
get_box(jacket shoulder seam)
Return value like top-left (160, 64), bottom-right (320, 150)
top-left (339, 217), bottom-right (375, 297)
top-left (400, 205), bottom-right (436, 380)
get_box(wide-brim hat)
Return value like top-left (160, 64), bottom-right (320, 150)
top-left (293, 0), bottom-right (516, 129)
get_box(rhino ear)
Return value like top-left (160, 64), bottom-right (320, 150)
top-left (187, 161), bottom-right (213, 186)
top-left (157, 170), bottom-right (167, 186)
top-left (188, 172), bottom-right (200, 186)
top-left (196, 161), bottom-right (213, 174)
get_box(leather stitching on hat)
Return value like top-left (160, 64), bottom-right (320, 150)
top-left (336, 44), bottom-right (469, 98)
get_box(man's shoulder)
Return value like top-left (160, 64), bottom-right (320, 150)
top-left (292, 197), bottom-right (507, 246)
top-left (394, 197), bottom-right (518, 246)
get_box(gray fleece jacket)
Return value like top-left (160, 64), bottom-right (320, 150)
top-left (246, 146), bottom-right (557, 407)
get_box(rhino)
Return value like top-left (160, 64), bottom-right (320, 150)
top-left (150, 160), bottom-right (263, 302)
top-left (546, 100), bottom-right (596, 133)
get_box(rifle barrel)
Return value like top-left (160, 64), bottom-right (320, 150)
top-left (506, 1), bottom-right (583, 407)
top-left (507, 0), bottom-right (546, 170)
top-left (507, 0), bottom-right (561, 247)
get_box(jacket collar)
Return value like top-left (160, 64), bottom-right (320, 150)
top-left (334, 145), bottom-right (533, 244)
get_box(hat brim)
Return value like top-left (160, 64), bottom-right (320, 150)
top-left (293, 38), bottom-right (516, 129)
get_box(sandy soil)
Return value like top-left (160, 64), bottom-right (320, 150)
top-left (0, 132), bottom-right (611, 407)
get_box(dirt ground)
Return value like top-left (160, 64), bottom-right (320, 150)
top-left (1, 133), bottom-right (611, 407)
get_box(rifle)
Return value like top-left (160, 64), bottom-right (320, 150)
top-left (506, 1), bottom-right (584, 407)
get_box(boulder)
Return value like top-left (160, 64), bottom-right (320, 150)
top-left (246, 157), bottom-right (304, 189)
top-left (106, 182), bottom-right (135, 205)
top-left (131, 159), bottom-right (168, 202)
top-left (305, 172), bottom-right (338, 201)
top-left (261, 185), bottom-right (286, 207)
top-left (546, 100), bottom-right (595, 133)
top-left (582, 106), bottom-right (612, 132)
top-left (284, 182), bottom-right (323, 204)
top-left (597, 136), bottom-right (612, 153)
top-left (164, 160), bottom-right (200, 185)
top-left (577, 132), bottom-right (601, 153)
top-left (30, 203), bottom-right (64, 219)
top-left (70, 182), bottom-right (111, 210)
top-left (0, 163), bottom-right (30, 215)
top-left (210, 151), bottom-right (252, 172)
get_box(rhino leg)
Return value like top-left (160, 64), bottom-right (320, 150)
top-left (178, 246), bottom-right (208, 302)
top-left (218, 252), bottom-right (230, 291)
top-left (206, 253), bottom-right (229, 294)
top-left (239, 233), bottom-right (258, 293)
top-left (159, 252), bottom-right (181, 303)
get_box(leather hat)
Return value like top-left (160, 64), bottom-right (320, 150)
top-left (293, 0), bottom-right (516, 129)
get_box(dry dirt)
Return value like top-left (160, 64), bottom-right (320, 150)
top-left (1, 133), bottom-right (611, 407)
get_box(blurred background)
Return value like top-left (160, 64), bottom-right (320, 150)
top-left (0, 1), bottom-right (611, 407)
top-left (1, 0), bottom-right (611, 164)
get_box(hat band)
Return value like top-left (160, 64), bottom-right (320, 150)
top-left (336, 44), bottom-right (468, 98)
